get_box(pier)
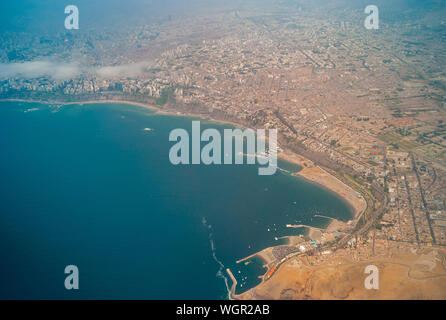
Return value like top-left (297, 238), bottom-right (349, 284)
top-left (314, 214), bottom-right (337, 221)
top-left (286, 224), bottom-right (323, 231)
top-left (226, 268), bottom-right (237, 299)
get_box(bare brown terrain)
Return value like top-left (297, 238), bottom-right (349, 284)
top-left (237, 248), bottom-right (446, 300)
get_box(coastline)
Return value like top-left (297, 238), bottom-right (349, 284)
top-left (235, 246), bottom-right (446, 300)
top-left (277, 149), bottom-right (366, 224)
top-left (1, 97), bottom-right (368, 299)
top-left (1, 98), bottom-right (365, 222)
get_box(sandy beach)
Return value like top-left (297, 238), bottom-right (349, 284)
top-left (278, 149), bottom-right (367, 224)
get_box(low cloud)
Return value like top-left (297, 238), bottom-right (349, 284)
top-left (95, 61), bottom-right (153, 78)
top-left (0, 61), bottom-right (81, 80)
top-left (0, 59), bottom-right (154, 81)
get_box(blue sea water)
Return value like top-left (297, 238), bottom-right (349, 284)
top-left (0, 101), bottom-right (352, 299)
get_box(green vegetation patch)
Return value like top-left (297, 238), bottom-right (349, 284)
top-left (156, 87), bottom-right (174, 106)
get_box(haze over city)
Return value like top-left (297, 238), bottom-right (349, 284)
top-left (0, 0), bottom-right (445, 302)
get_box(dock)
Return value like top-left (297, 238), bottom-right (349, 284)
top-left (286, 224), bottom-right (323, 231)
top-left (236, 252), bottom-right (259, 264)
top-left (314, 214), bottom-right (337, 221)
top-left (226, 268), bottom-right (237, 299)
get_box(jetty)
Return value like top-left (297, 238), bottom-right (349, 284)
top-left (226, 268), bottom-right (237, 299)
top-left (236, 252), bottom-right (259, 264)
top-left (314, 214), bottom-right (337, 221)
top-left (286, 224), bottom-right (323, 231)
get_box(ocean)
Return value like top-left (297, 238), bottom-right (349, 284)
top-left (0, 101), bottom-right (352, 299)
